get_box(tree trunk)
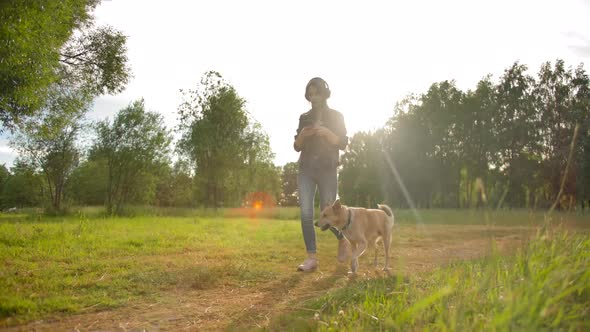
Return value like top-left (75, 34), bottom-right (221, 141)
top-left (54, 180), bottom-right (62, 211)
top-left (106, 158), bottom-right (114, 215)
top-left (455, 167), bottom-right (461, 209)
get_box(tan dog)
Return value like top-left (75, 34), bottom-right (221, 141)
top-left (315, 199), bottom-right (394, 274)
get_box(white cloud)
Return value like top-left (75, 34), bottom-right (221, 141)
top-left (0, 145), bottom-right (14, 154)
top-left (0, 137), bottom-right (17, 167)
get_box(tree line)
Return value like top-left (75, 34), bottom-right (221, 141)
top-left (1, 73), bottom-right (283, 213)
top-left (2, 60), bottom-right (588, 213)
top-left (2, 3), bottom-right (589, 213)
top-left (337, 60), bottom-right (590, 211)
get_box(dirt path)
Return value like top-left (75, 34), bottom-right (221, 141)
top-left (2, 224), bottom-right (532, 331)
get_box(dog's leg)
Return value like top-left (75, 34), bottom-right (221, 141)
top-left (348, 242), bottom-right (358, 273)
top-left (372, 240), bottom-right (379, 268)
top-left (383, 231), bottom-right (392, 271)
top-left (350, 241), bottom-right (367, 274)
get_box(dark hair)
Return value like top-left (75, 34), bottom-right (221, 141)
top-left (305, 77), bottom-right (331, 101)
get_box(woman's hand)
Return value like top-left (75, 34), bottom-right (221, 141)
top-left (294, 126), bottom-right (316, 150)
top-left (314, 126), bottom-right (340, 146)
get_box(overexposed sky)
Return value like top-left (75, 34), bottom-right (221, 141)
top-left (2, 0), bottom-right (589, 167)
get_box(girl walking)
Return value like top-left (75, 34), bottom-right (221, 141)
top-left (293, 77), bottom-right (350, 272)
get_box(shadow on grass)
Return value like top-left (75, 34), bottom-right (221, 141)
top-left (264, 269), bottom-right (408, 331)
top-left (224, 264), bottom-right (357, 331)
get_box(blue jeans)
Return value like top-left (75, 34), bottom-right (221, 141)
top-left (298, 166), bottom-right (344, 253)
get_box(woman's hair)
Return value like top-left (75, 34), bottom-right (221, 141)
top-left (305, 77), bottom-right (331, 101)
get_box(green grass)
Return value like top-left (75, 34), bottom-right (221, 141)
top-left (392, 208), bottom-right (590, 226)
top-left (45, 205), bottom-right (590, 226)
top-left (68, 205), bottom-right (303, 220)
top-left (0, 207), bottom-right (588, 329)
top-left (272, 229), bottom-right (590, 331)
top-left (0, 213), bottom-right (302, 324)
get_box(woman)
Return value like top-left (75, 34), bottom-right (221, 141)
top-left (293, 77), bottom-right (350, 272)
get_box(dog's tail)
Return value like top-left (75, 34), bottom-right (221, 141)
top-left (377, 204), bottom-right (394, 225)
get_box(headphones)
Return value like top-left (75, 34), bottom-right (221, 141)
top-left (305, 77), bottom-right (331, 101)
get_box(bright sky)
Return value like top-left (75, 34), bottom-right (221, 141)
top-left (1, 0), bottom-right (589, 167)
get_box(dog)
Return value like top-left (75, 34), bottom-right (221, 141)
top-left (315, 199), bottom-right (394, 274)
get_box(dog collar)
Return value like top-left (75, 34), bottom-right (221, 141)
top-left (341, 209), bottom-right (353, 231)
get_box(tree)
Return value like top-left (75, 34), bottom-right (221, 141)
top-left (578, 125), bottom-right (590, 211)
top-left (155, 160), bottom-right (194, 207)
top-left (59, 26), bottom-right (130, 96)
top-left (0, 164), bottom-right (10, 208)
top-left (340, 131), bottom-right (386, 208)
top-left (494, 62), bottom-right (539, 208)
top-left (379, 83), bottom-right (466, 209)
top-left (1, 160), bottom-right (44, 208)
top-left (9, 88), bottom-right (89, 212)
top-left (0, 0), bottom-right (130, 130)
top-left (419, 81), bottom-right (465, 207)
top-left (534, 60), bottom-right (577, 208)
top-left (66, 159), bottom-right (108, 206)
top-left (337, 59), bottom-right (589, 211)
top-left (280, 162), bottom-right (299, 206)
top-left (381, 96), bottom-right (435, 208)
top-left (178, 71), bottom-right (279, 208)
top-left (231, 122), bottom-right (281, 206)
top-left (91, 99), bottom-right (171, 215)
top-left (570, 64), bottom-right (590, 211)
top-left (461, 76), bottom-right (498, 207)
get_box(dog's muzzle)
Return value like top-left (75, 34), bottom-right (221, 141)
top-left (314, 221), bottom-right (331, 231)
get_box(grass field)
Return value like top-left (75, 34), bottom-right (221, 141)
top-left (272, 229), bottom-right (590, 331)
top-left (0, 207), bottom-right (588, 330)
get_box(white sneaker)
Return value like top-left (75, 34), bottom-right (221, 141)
top-left (297, 258), bottom-right (318, 272)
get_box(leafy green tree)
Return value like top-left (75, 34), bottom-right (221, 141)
top-left (493, 62), bottom-right (539, 208)
top-left (91, 99), bottom-right (171, 214)
top-left (379, 82), bottom-right (465, 209)
top-left (1, 160), bottom-right (43, 208)
top-left (339, 59), bottom-right (588, 211)
top-left (382, 96), bottom-right (435, 208)
top-left (9, 88), bottom-right (89, 212)
top-left (280, 162), bottom-right (299, 206)
top-left (66, 158), bottom-right (108, 205)
top-left (59, 26), bottom-right (129, 96)
top-left (155, 160), bottom-right (194, 207)
top-left (0, 164), bottom-right (10, 208)
top-left (419, 81), bottom-right (465, 207)
top-left (340, 131), bottom-right (386, 208)
top-left (578, 126), bottom-right (590, 211)
top-left (534, 60), bottom-right (578, 208)
top-left (231, 122), bottom-right (281, 206)
top-left (0, 0), bottom-right (130, 130)
top-left (461, 76), bottom-right (498, 207)
top-left (178, 71), bottom-right (280, 208)
top-left (178, 71), bottom-right (248, 207)
top-left (570, 65), bottom-right (590, 211)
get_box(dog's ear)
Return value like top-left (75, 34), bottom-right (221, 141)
top-left (332, 199), bottom-right (341, 211)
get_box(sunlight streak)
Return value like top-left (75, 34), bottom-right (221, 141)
top-left (383, 152), bottom-right (427, 232)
